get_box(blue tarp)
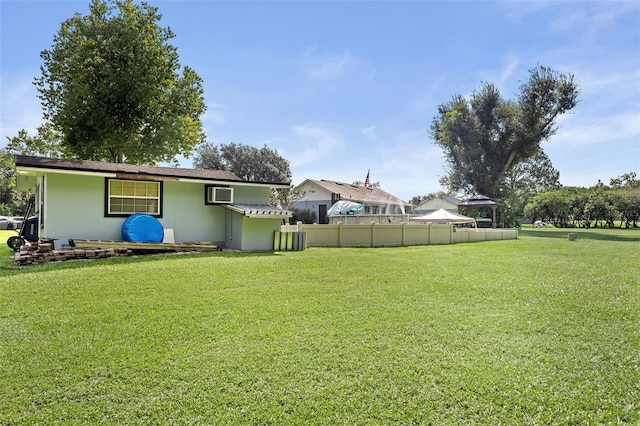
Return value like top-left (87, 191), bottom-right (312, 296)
top-left (327, 200), bottom-right (364, 216)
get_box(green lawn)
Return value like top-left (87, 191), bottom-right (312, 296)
top-left (1, 228), bottom-right (639, 425)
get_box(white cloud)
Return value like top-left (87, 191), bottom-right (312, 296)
top-left (548, 112), bottom-right (640, 148)
top-left (499, 1), bottom-right (555, 22)
top-left (549, 2), bottom-right (640, 35)
top-left (287, 122), bottom-right (342, 166)
top-left (367, 129), bottom-right (446, 199)
top-left (304, 48), bottom-right (358, 80)
top-left (500, 58), bottom-right (519, 83)
top-left (202, 102), bottom-right (227, 126)
top-left (361, 125), bottom-right (377, 140)
top-left (576, 68), bottom-right (640, 98)
top-left (474, 55), bottom-right (522, 93)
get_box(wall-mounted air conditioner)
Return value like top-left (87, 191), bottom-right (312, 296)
top-left (206, 186), bottom-right (233, 204)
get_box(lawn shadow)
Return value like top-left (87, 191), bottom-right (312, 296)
top-left (0, 248), bottom-right (282, 277)
top-left (519, 228), bottom-right (640, 243)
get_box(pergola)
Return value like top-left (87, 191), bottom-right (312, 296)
top-left (458, 195), bottom-right (504, 228)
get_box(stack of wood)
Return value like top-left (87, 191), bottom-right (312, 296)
top-left (11, 240), bottom-right (133, 266)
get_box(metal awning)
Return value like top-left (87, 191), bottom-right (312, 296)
top-left (224, 203), bottom-right (292, 219)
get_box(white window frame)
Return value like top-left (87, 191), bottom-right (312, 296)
top-left (106, 178), bottom-right (162, 217)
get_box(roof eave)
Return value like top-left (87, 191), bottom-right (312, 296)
top-left (15, 163), bottom-right (290, 188)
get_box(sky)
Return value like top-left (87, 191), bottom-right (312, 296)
top-left (1, 0), bottom-right (639, 202)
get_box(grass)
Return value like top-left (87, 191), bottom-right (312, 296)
top-left (1, 227), bottom-right (639, 424)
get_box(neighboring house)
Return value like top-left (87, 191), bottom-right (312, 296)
top-left (292, 179), bottom-right (409, 224)
top-left (412, 196), bottom-right (462, 215)
top-left (14, 155), bottom-right (291, 251)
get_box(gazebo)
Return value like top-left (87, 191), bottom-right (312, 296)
top-left (458, 195), bottom-right (504, 228)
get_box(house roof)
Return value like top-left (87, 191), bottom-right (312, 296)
top-left (299, 179), bottom-right (409, 206)
top-left (14, 155), bottom-right (291, 187)
top-left (224, 203), bottom-right (291, 219)
top-left (441, 195), bottom-right (463, 205)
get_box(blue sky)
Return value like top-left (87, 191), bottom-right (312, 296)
top-left (1, 0), bottom-right (639, 201)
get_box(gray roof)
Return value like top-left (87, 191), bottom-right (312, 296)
top-left (441, 195), bottom-right (463, 205)
top-left (304, 179), bottom-right (408, 206)
top-left (460, 194), bottom-right (502, 207)
top-left (15, 155), bottom-right (290, 186)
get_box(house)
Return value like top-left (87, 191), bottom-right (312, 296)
top-left (412, 196), bottom-right (462, 215)
top-left (292, 179), bottom-right (409, 224)
top-left (14, 155), bottom-right (292, 251)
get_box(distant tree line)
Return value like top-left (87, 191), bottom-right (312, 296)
top-left (524, 173), bottom-right (640, 228)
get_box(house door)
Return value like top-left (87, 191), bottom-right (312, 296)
top-left (319, 204), bottom-right (327, 224)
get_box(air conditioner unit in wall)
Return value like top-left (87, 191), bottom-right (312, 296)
top-left (206, 186), bottom-right (234, 204)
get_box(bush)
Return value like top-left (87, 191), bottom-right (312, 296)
top-left (289, 208), bottom-right (317, 224)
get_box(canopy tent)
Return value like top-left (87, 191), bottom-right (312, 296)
top-left (412, 208), bottom-right (477, 228)
top-left (327, 200), bottom-right (364, 216)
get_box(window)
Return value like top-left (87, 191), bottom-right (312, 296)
top-left (106, 179), bottom-right (162, 216)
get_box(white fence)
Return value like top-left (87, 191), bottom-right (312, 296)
top-left (297, 223), bottom-right (518, 248)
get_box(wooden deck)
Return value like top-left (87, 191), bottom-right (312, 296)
top-left (69, 239), bottom-right (221, 252)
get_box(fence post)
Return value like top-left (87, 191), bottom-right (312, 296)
top-left (402, 222), bottom-right (406, 246)
top-left (371, 222), bottom-right (376, 247)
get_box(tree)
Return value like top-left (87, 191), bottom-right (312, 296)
top-left (193, 142), bottom-right (292, 206)
top-left (0, 151), bottom-right (31, 216)
top-left (431, 65), bottom-right (579, 199)
top-left (4, 124), bottom-right (62, 158)
top-left (408, 192), bottom-right (450, 207)
top-left (0, 124), bottom-right (64, 215)
top-left (194, 142), bottom-right (291, 183)
top-left (613, 187), bottom-right (640, 228)
top-left (34, 0), bottom-right (206, 164)
top-left (499, 149), bottom-right (561, 225)
top-left (585, 189), bottom-right (618, 228)
top-left (524, 188), bottom-right (575, 227)
top-left (524, 183), bottom-right (640, 229)
top-left (610, 172), bottom-right (639, 189)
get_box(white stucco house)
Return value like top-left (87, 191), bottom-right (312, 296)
top-left (292, 179), bottom-right (409, 224)
top-left (412, 196), bottom-right (462, 215)
top-left (15, 155), bottom-right (292, 251)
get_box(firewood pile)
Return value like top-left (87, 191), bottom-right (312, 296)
top-left (11, 239), bottom-right (133, 266)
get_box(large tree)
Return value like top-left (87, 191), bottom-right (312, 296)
top-left (34, 0), bottom-right (206, 164)
top-left (431, 66), bottom-right (579, 199)
top-left (193, 142), bottom-right (293, 206)
top-left (194, 142), bottom-right (291, 183)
